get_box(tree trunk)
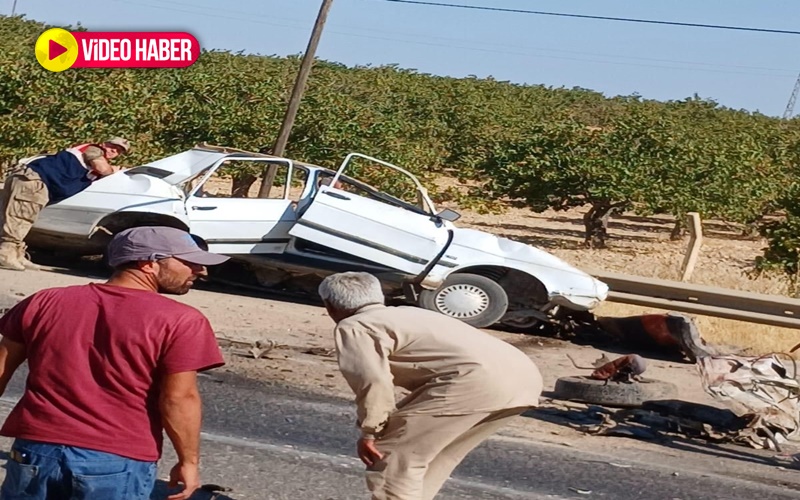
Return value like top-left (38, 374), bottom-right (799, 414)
top-left (583, 203), bottom-right (613, 249)
top-left (231, 174), bottom-right (258, 198)
top-left (741, 215), bottom-right (764, 239)
top-left (670, 218), bottom-right (686, 240)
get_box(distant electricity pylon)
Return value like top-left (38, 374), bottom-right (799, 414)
top-left (784, 72), bottom-right (800, 119)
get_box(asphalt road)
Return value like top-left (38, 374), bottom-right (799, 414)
top-left (2, 366), bottom-right (800, 500)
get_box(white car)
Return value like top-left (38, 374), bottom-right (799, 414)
top-left (27, 144), bottom-right (609, 329)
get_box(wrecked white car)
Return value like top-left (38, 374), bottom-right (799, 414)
top-left (26, 144), bottom-right (609, 329)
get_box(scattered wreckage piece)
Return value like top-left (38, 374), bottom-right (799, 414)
top-left (303, 346), bottom-right (337, 357)
top-left (552, 375), bottom-right (678, 408)
top-left (581, 401), bottom-right (748, 444)
top-left (217, 337), bottom-right (279, 359)
top-left (539, 398), bottom-right (752, 445)
top-left (555, 348), bottom-right (800, 450)
top-left (567, 353), bottom-right (647, 383)
top-left (697, 353), bottom-right (800, 450)
top-left (556, 352), bottom-right (675, 407)
top-left (591, 312), bottom-right (717, 362)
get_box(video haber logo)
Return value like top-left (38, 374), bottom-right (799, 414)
top-left (35, 28), bottom-right (200, 72)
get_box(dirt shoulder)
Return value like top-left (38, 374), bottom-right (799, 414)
top-left (0, 263), bottom-right (715, 409)
top-left (3, 263), bottom-right (800, 488)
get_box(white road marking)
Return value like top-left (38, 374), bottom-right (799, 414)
top-left (199, 430), bottom-right (554, 499)
top-left (0, 396), bottom-right (549, 498)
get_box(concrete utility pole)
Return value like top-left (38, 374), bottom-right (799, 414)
top-left (258, 0), bottom-right (334, 197)
top-left (11, 0), bottom-right (18, 16)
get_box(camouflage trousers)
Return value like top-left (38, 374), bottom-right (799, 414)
top-left (0, 165), bottom-right (49, 247)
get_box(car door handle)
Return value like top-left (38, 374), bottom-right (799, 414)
top-left (191, 206), bottom-right (217, 211)
top-left (323, 191), bottom-right (350, 201)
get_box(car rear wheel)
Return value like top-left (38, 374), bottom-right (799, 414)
top-left (418, 273), bottom-right (509, 329)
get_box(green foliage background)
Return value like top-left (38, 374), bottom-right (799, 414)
top-left (2, 15), bottom-right (800, 272)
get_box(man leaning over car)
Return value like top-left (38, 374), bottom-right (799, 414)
top-left (0, 137), bottom-right (131, 271)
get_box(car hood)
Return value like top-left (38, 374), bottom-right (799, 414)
top-left (127, 149), bottom-right (230, 186)
top-left (450, 227), bottom-right (596, 280)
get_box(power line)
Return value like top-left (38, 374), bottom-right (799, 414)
top-left (107, 0), bottom-right (796, 78)
top-left (109, 0), bottom-right (307, 31)
top-left (374, 0), bottom-right (800, 36)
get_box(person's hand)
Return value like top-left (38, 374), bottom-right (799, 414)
top-left (167, 462), bottom-right (200, 500)
top-left (357, 437), bottom-right (384, 467)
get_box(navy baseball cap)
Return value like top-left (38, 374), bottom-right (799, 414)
top-left (107, 226), bottom-right (229, 267)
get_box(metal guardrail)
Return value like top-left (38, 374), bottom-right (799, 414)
top-left (587, 269), bottom-right (800, 330)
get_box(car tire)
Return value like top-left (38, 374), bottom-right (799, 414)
top-left (418, 273), bottom-right (509, 329)
top-left (552, 376), bottom-right (679, 408)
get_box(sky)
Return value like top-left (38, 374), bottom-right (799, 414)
top-left (9, 0), bottom-right (800, 117)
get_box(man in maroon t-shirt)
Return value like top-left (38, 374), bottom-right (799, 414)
top-left (0, 226), bottom-right (229, 500)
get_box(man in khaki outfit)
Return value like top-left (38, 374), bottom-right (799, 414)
top-left (0, 137), bottom-right (130, 271)
top-left (318, 271), bottom-right (543, 500)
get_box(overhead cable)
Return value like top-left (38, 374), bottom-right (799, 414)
top-left (375, 0), bottom-right (800, 36)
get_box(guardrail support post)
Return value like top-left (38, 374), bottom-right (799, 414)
top-left (680, 212), bottom-right (703, 281)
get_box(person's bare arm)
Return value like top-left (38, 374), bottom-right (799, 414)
top-left (159, 370), bottom-right (202, 500)
top-left (82, 146), bottom-right (118, 177)
top-left (0, 338), bottom-right (26, 397)
top-left (87, 156), bottom-right (117, 177)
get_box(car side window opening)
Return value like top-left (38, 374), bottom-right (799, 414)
top-left (190, 160), bottom-right (308, 202)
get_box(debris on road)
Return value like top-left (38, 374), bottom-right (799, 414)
top-left (556, 311), bottom-right (800, 451)
top-left (303, 346), bottom-right (336, 357)
top-left (574, 311), bottom-right (718, 362)
top-left (217, 337), bottom-right (280, 359)
top-left (568, 353), bottom-right (647, 383)
top-left (588, 399), bottom-right (747, 444)
top-left (537, 398), bottom-right (746, 444)
top-left (552, 375), bottom-right (678, 407)
top-left (537, 391), bottom-right (800, 453)
top-left (697, 353), bottom-right (800, 450)
top-left (551, 342), bottom-right (800, 451)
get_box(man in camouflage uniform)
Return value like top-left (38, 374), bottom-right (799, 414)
top-left (0, 137), bottom-right (131, 271)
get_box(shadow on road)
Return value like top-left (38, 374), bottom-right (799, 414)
top-left (27, 250), bottom-right (327, 309)
top-left (523, 403), bottom-right (787, 469)
top-left (151, 480), bottom-right (237, 499)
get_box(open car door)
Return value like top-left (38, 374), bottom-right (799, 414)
top-left (289, 154), bottom-right (453, 277)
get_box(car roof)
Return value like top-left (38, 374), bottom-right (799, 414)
top-left (133, 143), bottom-right (335, 185)
top-left (192, 143), bottom-right (331, 172)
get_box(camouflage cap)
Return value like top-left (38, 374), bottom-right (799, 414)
top-left (105, 137), bottom-right (131, 153)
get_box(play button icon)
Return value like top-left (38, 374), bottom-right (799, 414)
top-left (49, 39), bottom-right (68, 60)
top-left (34, 28), bottom-right (78, 72)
